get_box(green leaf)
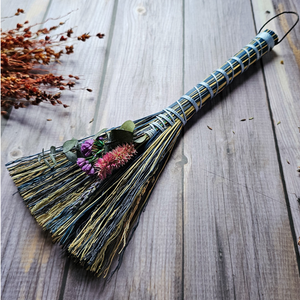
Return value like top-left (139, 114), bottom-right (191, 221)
top-left (64, 151), bottom-right (78, 163)
top-left (50, 146), bottom-right (56, 154)
top-left (49, 146), bottom-right (57, 165)
top-left (105, 129), bottom-right (133, 152)
top-left (94, 128), bottom-right (108, 139)
top-left (110, 129), bottom-right (134, 143)
top-left (43, 158), bottom-right (52, 168)
top-left (63, 138), bottom-right (78, 153)
top-left (120, 120), bottom-right (135, 132)
top-left (133, 135), bottom-right (147, 144)
top-left (38, 154), bottom-right (42, 163)
top-left (94, 139), bottom-right (104, 147)
top-left (49, 153), bottom-right (57, 166)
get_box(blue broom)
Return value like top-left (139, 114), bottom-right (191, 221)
top-left (6, 12), bottom-right (299, 277)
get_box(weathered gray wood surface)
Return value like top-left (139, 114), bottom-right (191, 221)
top-left (252, 0), bottom-right (300, 273)
top-left (1, 0), bottom-right (299, 299)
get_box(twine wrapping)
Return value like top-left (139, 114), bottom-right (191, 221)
top-left (145, 29), bottom-right (278, 138)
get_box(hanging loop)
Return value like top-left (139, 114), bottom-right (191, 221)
top-left (258, 11), bottom-right (299, 45)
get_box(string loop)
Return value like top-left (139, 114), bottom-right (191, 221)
top-left (258, 11), bottom-right (299, 44)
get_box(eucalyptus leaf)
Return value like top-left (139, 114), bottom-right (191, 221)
top-left (120, 120), bottom-right (135, 132)
top-left (105, 129), bottom-right (133, 152)
top-left (49, 153), bottom-right (57, 166)
top-left (133, 135), bottom-right (147, 144)
top-left (50, 146), bottom-right (56, 154)
top-left (94, 128), bottom-right (108, 139)
top-left (43, 158), bottom-right (52, 168)
top-left (64, 151), bottom-right (78, 163)
top-left (63, 138), bottom-right (78, 153)
top-left (106, 131), bottom-right (111, 140)
top-left (111, 129), bottom-right (133, 142)
top-left (76, 148), bottom-right (82, 157)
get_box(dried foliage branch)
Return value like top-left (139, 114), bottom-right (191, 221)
top-left (1, 8), bottom-right (105, 115)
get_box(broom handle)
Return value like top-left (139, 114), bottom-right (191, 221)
top-left (146, 29), bottom-right (279, 135)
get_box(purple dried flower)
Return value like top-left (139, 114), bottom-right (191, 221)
top-left (77, 157), bottom-right (87, 167)
top-left (88, 167), bottom-right (95, 175)
top-left (81, 139), bottom-right (94, 157)
top-left (77, 158), bottom-right (95, 175)
top-left (82, 163), bottom-right (92, 172)
top-left (81, 162), bottom-right (95, 175)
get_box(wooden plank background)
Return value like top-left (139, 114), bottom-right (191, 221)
top-left (1, 0), bottom-right (299, 299)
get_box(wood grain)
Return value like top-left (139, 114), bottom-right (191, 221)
top-left (183, 0), bottom-right (300, 299)
top-left (1, 0), bottom-right (299, 299)
top-left (252, 0), bottom-right (300, 257)
top-left (1, 0), bottom-right (115, 299)
top-left (62, 1), bottom-right (184, 299)
top-left (1, 2), bottom-right (63, 300)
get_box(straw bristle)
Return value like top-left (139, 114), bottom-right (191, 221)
top-left (6, 116), bottom-right (183, 277)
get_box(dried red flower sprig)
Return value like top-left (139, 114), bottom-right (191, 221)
top-left (1, 8), bottom-right (105, 115)
top-left (95, 144), bottom-right (138, 180)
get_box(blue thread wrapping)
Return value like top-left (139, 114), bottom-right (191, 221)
top-left (146, 29), bottom-right (278, 133)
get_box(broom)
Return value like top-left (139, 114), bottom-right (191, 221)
top-left (5, 12), bottom-right (299, 278)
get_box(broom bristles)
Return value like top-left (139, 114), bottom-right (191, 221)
top-left (6, 114), bottom-right (183, 277)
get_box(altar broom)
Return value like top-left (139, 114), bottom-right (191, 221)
top-left (6, 12), bottom-right (299, 278)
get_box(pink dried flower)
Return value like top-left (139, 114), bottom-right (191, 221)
top-left (94, 143), bottom-right (137, 180)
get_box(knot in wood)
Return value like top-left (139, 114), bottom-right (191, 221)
top-left (136, 6), bottom-right (146, 15)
